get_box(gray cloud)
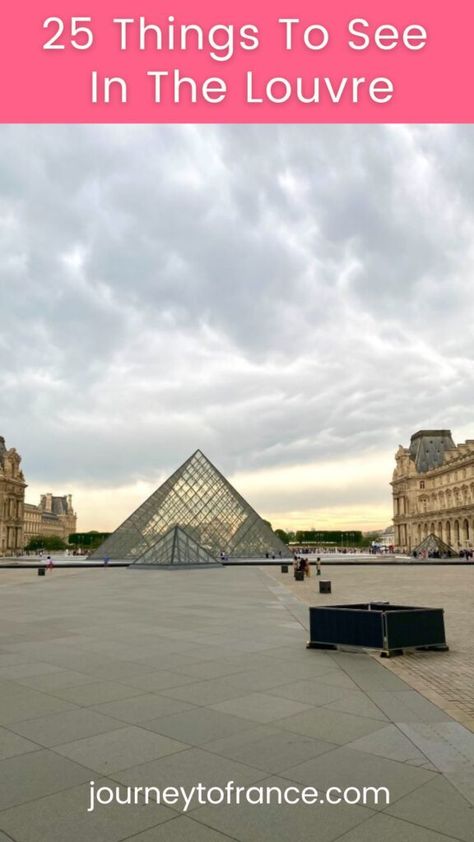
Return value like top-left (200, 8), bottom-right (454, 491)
top-left (1, 124), bottom-right (473, 522)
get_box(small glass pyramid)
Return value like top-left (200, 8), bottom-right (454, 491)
top-left (91, 450), bottom-right (291, 561)
top-left (133, 526), bottom-right (220, 567)
top-left (412, 533), bottom-right (455, 557)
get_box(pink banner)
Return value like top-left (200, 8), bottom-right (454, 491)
top-left (0, 1), bottom-right (472, 122)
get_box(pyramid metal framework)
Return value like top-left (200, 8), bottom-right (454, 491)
top-left (132, 526), bottom-right (221, 567)
top-left (91, 450), bottom-right (291, 561)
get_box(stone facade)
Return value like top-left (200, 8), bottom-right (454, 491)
top-left (23, 503), bottom-right (41, 541)
top-left (379, 525), bottom-right (395, 548)
top-left (0, 434), bottom-right (77, 554)
top-left (23, 494), bottom-right (77, 545)
top-left (392, 429), bottom-right (474, 553)
top-left (0, 436), bottom-right (27, 555)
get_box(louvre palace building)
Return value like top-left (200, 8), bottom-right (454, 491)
top-left (392, 429), bottom-right (474, 553)
top-left (0, 436), bottom-right (26, 555)
top-left (0, 435), bottom-right (76, 555)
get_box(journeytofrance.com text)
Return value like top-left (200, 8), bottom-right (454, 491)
top-left (87, 780), bottom-right (390, 812)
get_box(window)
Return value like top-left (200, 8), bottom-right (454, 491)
top-left (420, 481), bottom-right (425, 489)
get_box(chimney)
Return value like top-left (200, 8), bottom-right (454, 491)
top-left (42, 493), bottom-right (53, 513)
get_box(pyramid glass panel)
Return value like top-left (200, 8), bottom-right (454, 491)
top-left (91, 450), bottom-right (291, 560)
top-left (132, 526), bottom-right (220, 566)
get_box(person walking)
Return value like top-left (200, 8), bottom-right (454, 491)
top-left (316, 556), bottom-right (321, 576)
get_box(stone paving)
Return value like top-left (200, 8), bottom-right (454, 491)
top-left (266, 563), bottom-right (474, 732)
top-left (0, 565), bottom-right (472, 842)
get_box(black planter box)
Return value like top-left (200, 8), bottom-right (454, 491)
top-left (281, 564), bottom-right (289, 573)
top-left (319, 580), bottom-right (331, 593)
top-left (307, 602), bottom-right (448, 657)
top-left (294, 570), bottom-right (305, 581)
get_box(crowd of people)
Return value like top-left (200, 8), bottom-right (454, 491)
top-left (289, 545), bottom-right (392, 555)
top-left (292, 554), bottom-right (322, 578)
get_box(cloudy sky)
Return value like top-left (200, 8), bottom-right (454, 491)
top-left (1, 124), bottom-right (474, 533)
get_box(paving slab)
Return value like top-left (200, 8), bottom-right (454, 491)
top-left (0, 653), bottom-right (39, 667)
top-left (397, 722), bottom-right (474, 805)
top-left (323, 690), bottom-right (390, 721)
top-left (205, 728), bottom-right (337, 774)
top-left (277, 706), bottom-right (388, 744)
top-left (192, 775), bottom-right (372, 842)
top-left (279, 745), bottom-right (438, 809)
top-left (209, 692), bottom-right (314, 723)
top-left (12, 669), bottom-right (103, 692)
top-left (89, 694), bottom-right (194, 724)
top-left (166, 657), bottom-right (273, 680)
top-left (143, 707), bottom-right (258, 746)
top-left (385, 774), bottom-right (474, 841)
top-left (368, 691), bottom-right (453, 724)
top-left (0, 727), bottom-right (38, 761)
top-left (114, 746), bottom-right (266, 798)
top-left (72, 660), bottom-right (161, 682)
top-left (345, 723), bottom-right (436, 767)
top-left (334, 812), bottom-right (464, 841)
top-left (0, 749), bottom-right (95, 811)
top-left (0, 662), bottom-right (63, 680)
top-left (46, 681), bottom-right (146, 706)
top-left (266, 678), bottom-right (350, 706)
top-left (307, 669), bottom-right (362, 691)
top-left (0, 687), bottom-right (78, 725)
top-left (224, 662), bottom-right (334, 691)
top-left (8, 708), bottom-right (127, 747)
top-left (53, 725), bottom-right (187, 774)
top-left (161, 677), bottom-right (258, 707)
top-left (0, 779), bottom-right (175, 842)
top-left (121, 671), bottom-right (203, 692)
top-left (124, 815), bottom-right (236, 842)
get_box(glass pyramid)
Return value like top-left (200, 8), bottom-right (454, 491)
top-left (90, 449), bottom-right (291, 560)
top-left (413, 533), bottom-right (455, 557)
top-left (132, 526), bottom-right (221, 567)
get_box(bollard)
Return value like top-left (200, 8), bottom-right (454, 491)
top-left (319, 580), bottom-right (331, 593)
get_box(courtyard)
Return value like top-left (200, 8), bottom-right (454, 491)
top-left (0, 564), bottom-right (472, 841)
